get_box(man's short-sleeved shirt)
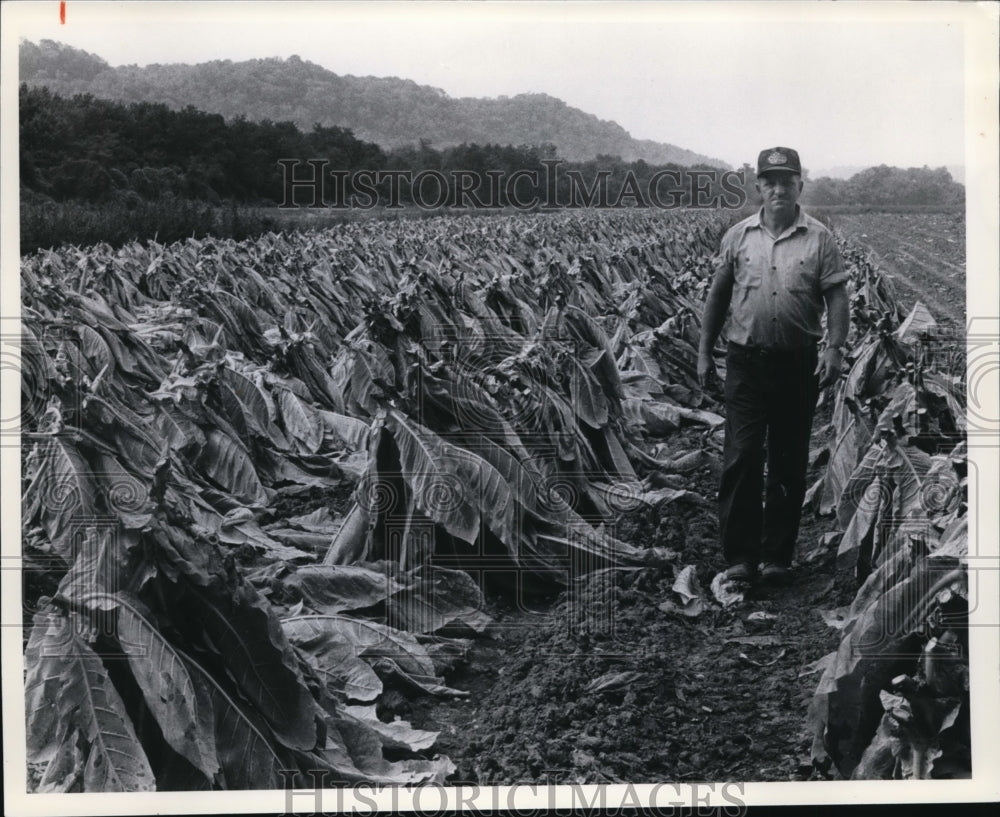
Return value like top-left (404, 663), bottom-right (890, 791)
top-left (713, 206), bottom-right (847, 348)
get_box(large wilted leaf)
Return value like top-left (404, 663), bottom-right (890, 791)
top-left (388, 565), bottom-right (493, 634)
top-left (282, 614), bottom-right (465, 697)
top-left (153, 402), bottom-right (207, 453)
top-left (322, 717), bottom-right (455, 784)
top-left (285, 564), bottom-right (403, 615)
top-left (532, 504), bottom-right (676, 576)
top-left (895, 301), bottom-right (937, 343)
top-left (75, 323), bottom-right (116, 378)
top-left (277, 386), bottom-right (323, 454)
top-left (385, 409), bottom-right (515, 546)
top-left (92, 452), bottom-right (153, 529)
top-left (810, 549), bottom-right (964, 776)
top-left (885, 440), bottom-right (933, 515)
top-left (216, 516), bottom-right (313, 563)
top-left (818, 547), bottom-right (929, 692)
top-left (284, 506), bottom-right (341, 533)
top-left (819, 397), bottom-right (873, 515)
top-left (25, 614), bottom-right (68, 769)
top-left (634, 398), bottom-right (681, 435)
top-left (566, 354), bottom-right (610, 428)
top-left (535, 383), bottom-right (583, 462)
top-left (851, 691), bottom-right (961, 780)
top-left (25, 611), bottom-right (156, 792)
top-left (54, 526), bottom-right (130, 610)
top-left (282, 615), bottom-right (384, 702)
top-left (838, 437), bottom-right (932, 570)
top-left (23, 438), bottom-right (97, 560)
top-left (188, 581), bottom-right (318, 750)
top-left (341, 705), bottom-right (439, 752)
top-left (103, 402), bottom-right (164, 478)
top-left (451, 430), bottom-right (545, 517)
top-left (93, 321), bottom-right (151, 380)
top-left (837, 444), bottom-right (883, 529)
top-left (212, 290), bottom-right (267, 352)
top-left (144, 512), bottom-right (223, 587)
top-left (323, 501), bottom-right (371, 566)
top-left (836, 475), bottom-right (882, 567)
top-left (370, 656), bottom-right (469, 698)
top-left (595, 425), bottom-right (638, 479)
top-left (426, 373), bottom-right (538, 462)
top-left (843, 333), bottom-right (909, 404)
top-left (197, 428), bottom-right (268, 506)
top-left (933, 511), bottom-right (967, 559)
top-left (105, 594), bottom-right (220, 779)
top-left (21, 323), bottom-right (57, 427)
top-left (218, 367), bottom-right (283, 448)
top-left (344, 343), bottom-right (395, 416)
top-left (317, 409), bottom-right (371, 450)
top-left (670, 565), bottom-right (707, 617)
top-left (181, 652), bottom-right (287, 789)
top-left (283, 613), bottom-right (436, 678)
top-left (563, 304), bottom-right (624, 401)
top-left (922, 371), bottom-right (965, 434)
top-left (221, 366), bottom-right (272, 432)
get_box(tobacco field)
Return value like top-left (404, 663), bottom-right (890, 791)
top-left (19, 208), bottom-right (969, 790)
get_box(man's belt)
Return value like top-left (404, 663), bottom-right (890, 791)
top-left (728, 341), bottom-right (817, 361)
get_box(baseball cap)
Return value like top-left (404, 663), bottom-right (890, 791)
top-left (756, 147), bottom-right (802, 176)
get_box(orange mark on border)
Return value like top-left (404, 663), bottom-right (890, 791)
top-left (60, 2), bottom-right (66, 24)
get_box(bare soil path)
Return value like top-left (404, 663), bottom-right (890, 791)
top-left (401, 425), bottom-right (851, 784)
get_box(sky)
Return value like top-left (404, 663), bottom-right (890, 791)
top-left (4, 1), bottom-right (980, 171)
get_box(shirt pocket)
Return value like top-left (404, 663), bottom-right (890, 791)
top-left (783, 256), bottom-right (818, 294)
top-left (734, 254), bottom-right (762, 288)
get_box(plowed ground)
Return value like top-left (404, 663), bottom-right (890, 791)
top-left (832, 211), bottom-right (965, 329)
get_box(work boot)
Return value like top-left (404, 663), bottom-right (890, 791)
top-left (759, 562), bottom-right (793, 585)
top-left (723, 562), bottom-right (756, 582)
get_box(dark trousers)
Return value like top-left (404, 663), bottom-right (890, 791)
top-left (719, 342), bottom-right (819, 567)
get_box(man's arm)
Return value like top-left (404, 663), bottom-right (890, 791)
top-left (818, 281), bottom-right (849, 388)
top-left (697, 271), bottom-right (734, 387)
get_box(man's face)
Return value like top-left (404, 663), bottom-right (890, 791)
top-left (755, 172), bottom-right (803, 219)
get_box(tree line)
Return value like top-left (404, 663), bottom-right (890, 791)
top-left (801, 165), bottom-right (963, 206)
top-left (21, 84), bottom-right (736, 209)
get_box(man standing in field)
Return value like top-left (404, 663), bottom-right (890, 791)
top-left (697, 147), bottom-right (850, 584)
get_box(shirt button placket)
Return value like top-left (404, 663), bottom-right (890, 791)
top-left (770, 243), bottom-right (778, 343)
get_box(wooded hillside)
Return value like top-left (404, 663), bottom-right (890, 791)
top-left (20, 39), bottom-right (727, 167)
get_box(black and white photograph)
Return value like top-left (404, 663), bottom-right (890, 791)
top-left (2, 1), bottom-right (998, 814)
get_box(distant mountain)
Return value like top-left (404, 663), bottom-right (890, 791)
top-left (19, 39), bottom-right (727, 168)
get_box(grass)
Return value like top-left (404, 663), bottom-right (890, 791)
top-left (20, 198), bottom-right (280, 255)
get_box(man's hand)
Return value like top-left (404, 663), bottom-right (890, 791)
top-left (697, 268), bottom-right (733, 391)
top-left (698, 349), bottom-right (719, 389)
top-left (816, 347), bottom-right (844, 389)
